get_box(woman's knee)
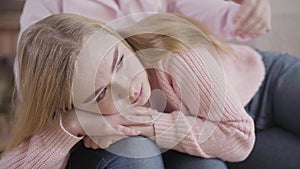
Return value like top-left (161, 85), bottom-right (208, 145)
top-left (67, 137), bottom-right (164, 169)
top-left (107, 136), bottom-right (161, 158)
top-left (273, 60), bottom-right (300, 136)
top-left (100, 136), bottom-right (164, 169)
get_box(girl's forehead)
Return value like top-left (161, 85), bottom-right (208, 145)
top-left (73, 31), bottom-right (119, 97)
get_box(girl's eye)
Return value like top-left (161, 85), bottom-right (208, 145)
top-left (116, 54), bottom-right (124, 70)
top-left (96, 86), bottom-right (107, 102)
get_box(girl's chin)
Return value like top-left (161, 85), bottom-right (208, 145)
top-left (131, 85), bottom-right (151, 106)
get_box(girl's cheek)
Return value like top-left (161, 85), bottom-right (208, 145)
top-left (97, 97), bottom-right (119, 115)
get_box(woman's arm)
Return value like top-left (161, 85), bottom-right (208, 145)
top-left (150, 49), bottom-right (255, 162)
top-left (0, 118), bottom-right (82, 169)
top-left (0, 106), bottom-right (150, 168)
top-left (19, 0), bottom-right (61, 38)
top-left (167, 0), bottom-right (270, 41)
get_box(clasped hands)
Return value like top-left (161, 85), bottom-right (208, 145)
top-left (231, 0), bottom-right (271, 38)
top-left (62, 106), bottom-right (160, 149)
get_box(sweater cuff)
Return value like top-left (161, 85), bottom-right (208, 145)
top-left (59, 117), bottom-right (84, 140)
top-left (39, 119), bottom-right (83, 157)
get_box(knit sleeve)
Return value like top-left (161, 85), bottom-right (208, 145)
top-left (153, 49), bottom-right (255, 162)
top-left (0, 118), bottom-right (82, 169)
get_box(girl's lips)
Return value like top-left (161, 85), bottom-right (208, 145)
top-left (132, 84), bottom-right (143, 104)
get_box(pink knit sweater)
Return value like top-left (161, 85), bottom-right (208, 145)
top-left (0, 44), bottom-right (264, 168)
top-left (148, 44), bottom-right (264, 162)
top-left (0, 119), bottom-right (82, 169)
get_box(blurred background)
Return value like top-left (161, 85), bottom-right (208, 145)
top-left (0, 0), bottom-right (24, 153)
top-left (0, 0), bottom-right (299, 153)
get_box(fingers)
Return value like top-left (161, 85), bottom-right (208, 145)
top-left (124, 114), bottom-right (154, 124)
top-left (128, 125), bottom-right (155, 138)
top-left (105, 107), bottom-right (161, 126)
top-left (238, 0), bottom-right (266, 36)
top-left (247, 1), bottom-right (271, 35)
top-left (114, 124), bottom-right (141, 136)
top-left (234, 0), bottom-right (271, 37)
top-left (248, 21), bottom-right (268, 37)
top-left (84, 135), bottom-right (127, 149)
top-left (74, 106), bottom-right (158, 137)
top-left (234, 0), bottom-right (256, 24)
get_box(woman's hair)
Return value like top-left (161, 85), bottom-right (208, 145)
top-left (118, 13), bottom-right (234, 66)
top-left (6, 14), bottom-right (114, 152)
top-left (6, 13), bottom-right (233, 152)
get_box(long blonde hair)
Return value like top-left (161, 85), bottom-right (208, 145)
top-left (6, 13), bottom-right (233, 153)
top-left (6, 14), bottom-right (113, 152)
top-left (118, 13), bottom-right (234, 66)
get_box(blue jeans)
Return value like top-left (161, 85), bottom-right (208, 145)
top-left (244, 50), bottom-right (300, 133)
top-left (66, 136), bottom-right (164, 169)
top-left (228, 50), bottom-right (300, 169)
top-left (67, 51), bottom-right (300, 169)
top-left (162, 150), bottom-right (227, 169)
top-left (67, 136), bottom-right (227, 169)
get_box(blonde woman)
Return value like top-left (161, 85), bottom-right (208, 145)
top-left (3, 13), bottom-right (298, 169)
top-left (0, 13), bottom-right (256, 169)
top-left (0, 14), bottom-right (164, 169)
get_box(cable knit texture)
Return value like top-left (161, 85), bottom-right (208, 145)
top-left (0, 119), bottom-right (82, 169)
top-left (0, 44), bottom-right (264, 167)
top-left (148, 44), bottom-right (264, 162)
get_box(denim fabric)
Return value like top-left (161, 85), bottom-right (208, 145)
top-left (66, 136), bottom-right (164, 169)
top-left (228, 50), bottom-right (300, 169)
top-left (67, 51), bottom-right (300, 169)
top-left (67, 137), bottom-right (228, 169)
top-left (162, 150), bottom-right (227, 169)
top-left (245, 50), bottom-right (300, 134)
top-left (227, 127), bottom-right (300, 169)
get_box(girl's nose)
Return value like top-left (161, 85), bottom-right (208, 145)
top-left (111, 75), bottom-right (128, 93)
top-left (129, 85), bottom-right (139, 103)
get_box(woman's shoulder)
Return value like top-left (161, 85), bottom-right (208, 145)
top-left (0, 118), bottom-right (82, 168)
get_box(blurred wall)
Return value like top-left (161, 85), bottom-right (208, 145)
top-left (0, 0), bottom-right (24, 59)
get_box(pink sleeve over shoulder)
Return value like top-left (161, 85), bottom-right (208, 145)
top-left (0, 119), bottom-right (82, 169)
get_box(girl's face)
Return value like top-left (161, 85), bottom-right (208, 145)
top-left (84, 41), bottom-right (152, 115)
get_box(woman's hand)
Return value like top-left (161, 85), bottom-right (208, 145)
top-left (232, 0), bottom-right (271, 38)
top-left (83, 124), bottom-right (155, 149)
top-left (83, 135), bottom-right (126, 149)
top-left (82, 106), bottom-right (160, 149)
top-left (61, 108), bottom-right (146, 138)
